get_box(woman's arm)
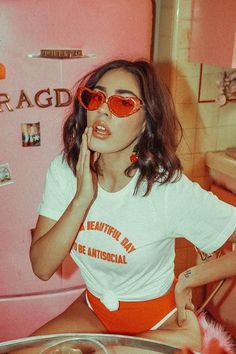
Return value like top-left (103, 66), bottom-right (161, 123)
top-left (175, 229), bottom-right (236, 326)
top-left (30, 199), bottom-right (90, 281)
top-left (30, 127), bottom-right (97, 281)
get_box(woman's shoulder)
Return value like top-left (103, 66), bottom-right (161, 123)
top-left (50, 153), bottom-right (70, 170)
top-left (48, 153), bottom-right (75, 181)
top-left (150, 172), bottom-right (190, 192)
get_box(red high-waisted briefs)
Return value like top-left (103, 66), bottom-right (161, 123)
top-left (86, 280), bottom-right (177, 335)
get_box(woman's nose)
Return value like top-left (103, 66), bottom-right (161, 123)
top-left (98, 101), bottom-right (112, 118)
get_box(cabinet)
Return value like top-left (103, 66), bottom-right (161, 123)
top-left (189, 0), bottom-right (236, 68)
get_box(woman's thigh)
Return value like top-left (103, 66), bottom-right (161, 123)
top-left (32, 290), bottom-right (107, 336)
top-left (10, 291), bottom-right (107, 354)
top-left (138, 309), bottom-right (202, 352)
top-left (95, 311), bottom-right (201, 354)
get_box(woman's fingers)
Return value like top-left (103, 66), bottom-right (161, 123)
top-left (176, 297), bottom-right (194, 327)
top-left (91, 151), bottom-right (100, 168)
top-left (87, 126), bottom-right (93, 146)
top-left (74, 126), bottom-right (98, 203)
top-left (175, 285), bottom-right (194, 327)
top-left (86, 126), bottom-right (100, 168)
top-left (175, 294), bottom-right (187, 327)
top-left (84, 148), bottom-right (91, 172)
top-left (76, 128), bottom-right (88, 175)
top-left (177, 306), bottom-right (187, 327)
top-left (186, 300), bottom-right (195, 311)
top-left (76, 125), bottom-right (99, 179)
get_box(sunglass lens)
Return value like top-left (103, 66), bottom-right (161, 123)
top-left (81, 89), bottom-right (103, 110)
top-left (110, 96), bottom-right (135, 117)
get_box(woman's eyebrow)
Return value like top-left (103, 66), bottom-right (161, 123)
top-left (94, 85), bottom-right (106, 92)
top-left (94, 85), bottom-right (138, 97)
top-left (115, 89), bottom-right (138, 97)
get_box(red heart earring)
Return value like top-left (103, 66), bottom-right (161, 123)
top-left (130, 145), bottom-right (139, 163)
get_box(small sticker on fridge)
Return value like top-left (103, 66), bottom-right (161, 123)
top-left (0, 163), bottom-right (14, 187)
top-left (21, 122), bottom-right (40, 147)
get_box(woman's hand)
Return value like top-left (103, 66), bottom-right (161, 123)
top-left (75, 127), bottom-right (100, 205)
top-left (175, 271), bottom-right (195, 327)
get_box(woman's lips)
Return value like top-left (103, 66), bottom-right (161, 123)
top-left (92, 120), bottom-right (111, 139)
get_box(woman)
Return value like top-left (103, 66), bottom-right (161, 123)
top-left (30, 59), bottom-right (236, 352)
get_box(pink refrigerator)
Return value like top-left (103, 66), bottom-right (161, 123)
top-left (0, 0), bottom-right (153, 341)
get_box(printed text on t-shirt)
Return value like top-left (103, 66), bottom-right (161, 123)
top-left (79, 220), bottom-right (137, 253)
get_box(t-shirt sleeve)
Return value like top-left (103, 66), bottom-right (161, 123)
top-left (166, 175), bottom-right (236, 254)
top-left (37, 155), bottom-right (74, 221)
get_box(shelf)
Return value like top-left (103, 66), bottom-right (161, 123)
top-left (28, 53), bottom-right (96, 59)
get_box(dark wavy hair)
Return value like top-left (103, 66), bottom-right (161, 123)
top-left (63, 59), bottom-right (183, 196)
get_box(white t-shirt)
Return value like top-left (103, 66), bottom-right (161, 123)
top-left (38, 154), bottom-right (236, 310)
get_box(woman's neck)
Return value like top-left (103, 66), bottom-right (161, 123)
top-left (97, 150), bottom-right (136, 192)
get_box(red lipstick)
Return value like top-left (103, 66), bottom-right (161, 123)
top-left (92, 120), bottom-right (111, 139)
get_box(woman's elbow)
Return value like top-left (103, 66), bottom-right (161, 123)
top-left (32, 267), bottom-right (52, 281)
top-left (29, 250), bottom-right (52, 281)
top-left (30, 261), bottom-right (52, 281)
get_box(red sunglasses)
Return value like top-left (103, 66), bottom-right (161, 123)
top-left (77, 86), bottom-right (143, 118)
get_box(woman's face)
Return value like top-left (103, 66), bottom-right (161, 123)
top-left (86, 68), bottom-right (145, 155)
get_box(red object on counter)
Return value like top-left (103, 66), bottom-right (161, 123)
top-left (0, 63), bottom-right (6, 79)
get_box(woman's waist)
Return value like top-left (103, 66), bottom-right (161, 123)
top-left (86, 275), bottom-right (176, 306)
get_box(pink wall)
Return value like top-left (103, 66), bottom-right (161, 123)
top-left (0, 0), bottom-right (153, 340)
